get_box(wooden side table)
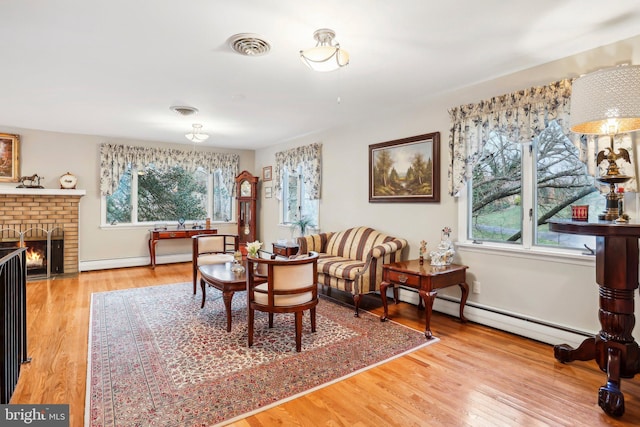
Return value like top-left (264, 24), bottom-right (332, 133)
top-left (380, 260), bottom-right (469, 339)
top-left (272, 242), bottom-right (299, 258)
top-left (148, 228), bottom-right (217, 268)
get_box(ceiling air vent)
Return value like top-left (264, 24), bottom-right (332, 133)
top-left (228, 33), bottom-right (271, 56)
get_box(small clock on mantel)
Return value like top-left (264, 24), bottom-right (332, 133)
top-left (59, 172), bottom-right (77, 189)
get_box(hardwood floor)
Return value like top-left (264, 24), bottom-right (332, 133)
top-left (10, 263), bottom-right (640, 426)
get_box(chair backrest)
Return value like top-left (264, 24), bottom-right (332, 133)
top-left (247, 251), bottom-right (318, 308)
top-left (193, 234), bottom-right (238, 256)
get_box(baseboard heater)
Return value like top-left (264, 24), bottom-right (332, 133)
top-left (393, 287), bottom-right (594, 347)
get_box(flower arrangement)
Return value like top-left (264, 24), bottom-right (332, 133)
top-left (246, 240), bottom-right (262, 257)
top-left (442, 226), bottom-right (452, 239)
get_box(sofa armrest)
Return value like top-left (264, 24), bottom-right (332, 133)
top-left (296, 232), bottom-right (334, 254)
top-left (369, 238), bottom-right (408, 259)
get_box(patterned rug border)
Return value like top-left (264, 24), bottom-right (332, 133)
top-left (84, 282), bottom-right (439, 426)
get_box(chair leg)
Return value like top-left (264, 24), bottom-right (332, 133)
top-left (248, 307), bottom-right (254, 348)
top-left (193, 264), bottom-right (198, 294)
top-left (310, 307), bottom-right (316, 333)
top-left (294, 311), bottom-right (302, 352)
top-left (268, 313), bottom-right (274, 328)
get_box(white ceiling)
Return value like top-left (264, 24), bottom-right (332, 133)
top-left (2, 0), bottom-right (640, 150)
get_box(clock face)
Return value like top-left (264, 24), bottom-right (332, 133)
top-left (59, 172), bottom-right (77, 189)
top-left (240, 180), bottom-right (251, 197)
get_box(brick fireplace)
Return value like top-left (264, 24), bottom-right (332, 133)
top-left (0, 188), bottom-right (85, 276)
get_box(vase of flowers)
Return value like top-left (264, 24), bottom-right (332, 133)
top-left (246, 240), bottom-right (262, 257)
top-left (246, 240), bottom-right (262, 272)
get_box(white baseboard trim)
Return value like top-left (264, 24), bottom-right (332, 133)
top-left (396, 288), bottom-right (594, 348)
top-left (80, 253), bottom-right (191, 271)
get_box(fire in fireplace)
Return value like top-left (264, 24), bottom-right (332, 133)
top-left (0, 225), bottom-right (64, 278)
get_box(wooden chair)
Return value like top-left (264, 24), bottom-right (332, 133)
top-left (246, 252), bottom-right (319, 352)
top-left (192, 234), bottom-right (238, 294)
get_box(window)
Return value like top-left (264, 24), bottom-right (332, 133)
top-left (281, 165), bottom-right (319, 227)
top-left (274, 143), bottom-right (322, 233)
top-left (449, 79), bottom-right (616, 252)
top-left (100, 143), bottom-right (239, 226)
top-left (105, 164), bottom-right (231, 225)
top-left (469, 121), bottom-right (602, 249)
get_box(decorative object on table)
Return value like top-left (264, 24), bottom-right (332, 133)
top-left (262, 165), bottom-right (272, 181)
top-left (369, 132), bottom-right (440, 203)
top-left (570, 205), bottom-right (589, 222)
top-left (16, 173), bottom-right (44, 189)
top-left (615, 187), bottom-right (629, 223)
top-left (177, 218), bottom-right (186, 229)
top-left (569, 64), bottom-right (640, 221)
top-left (0, 133), bottom-right (20, 183)
top-left (246, 240), bottom-right (262, 257)
top-left (430, 226), bottom-right (455, 266)
top-left (418, 240), bottom-right (428, 265)
top-left (205, 217), bottom-right (211, 229)
top-left (231, 249), bottom-right (245, 273)
top-left (59, 171), bottom-right (77, 189)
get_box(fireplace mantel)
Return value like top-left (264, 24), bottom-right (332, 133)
top-left (0, 188), bottom-right (86, 196)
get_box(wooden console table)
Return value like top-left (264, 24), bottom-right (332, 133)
top-left (548, 219), bottom-right (640, 417)
top-left (148, 228), bottom-right (217, 268)
top-left (380, 260), bottom-right (469, 339)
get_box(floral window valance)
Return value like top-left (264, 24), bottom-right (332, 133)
top-left (273, 143), bottom-right (322, 200)
top-left (447, 78), bottom-right (638, 196)
top-left (99, 143), bottom-right (239, 196)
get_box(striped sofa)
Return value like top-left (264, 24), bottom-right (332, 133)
top-left (296, 226), bottom-right (407, 316)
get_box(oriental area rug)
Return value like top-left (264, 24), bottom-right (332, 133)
top-left (86, 282), bottom-right (436, 426)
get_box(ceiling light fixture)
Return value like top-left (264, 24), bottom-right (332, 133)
top-left (170, 105), bottom-right (199, 116)
top-left (300, 28), bottom-right (349, 72)
top-left (185, 123), bottom-right (209, 143)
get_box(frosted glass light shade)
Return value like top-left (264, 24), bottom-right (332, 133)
top-left (185, 123), bottom-right (209, 142)
top-left (299, 28), bottom-right (349, 72)
top-left (300, 46), bottom-right (349, 72)
top-left (570, 65), bottom-right (640, 135)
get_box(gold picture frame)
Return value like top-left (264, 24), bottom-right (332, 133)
top-left (0, 133), bottom-right (20, 182)
top-left (369, 132), bottom-right (440, 203)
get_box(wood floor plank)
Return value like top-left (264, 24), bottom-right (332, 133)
top-left (9, 263), bottom-right (640, 426)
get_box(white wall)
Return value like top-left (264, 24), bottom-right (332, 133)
top-left (0, 128), bottom-right (254, 268)
top-left (255, 35), bottom-right (640, 344)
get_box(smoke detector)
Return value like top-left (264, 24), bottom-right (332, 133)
top-left (170, 106), bottom-right (199, 116)
top-left (228, 33), bottom-right (271, 56)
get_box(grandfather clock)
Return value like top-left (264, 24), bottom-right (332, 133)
top-left (236, 170), bottom-right (259, 245)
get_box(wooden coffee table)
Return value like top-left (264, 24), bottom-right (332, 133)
top-left (199, 263), bottom-right (267, 332)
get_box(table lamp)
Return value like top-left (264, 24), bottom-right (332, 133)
top-left (570, 64), bottom-right (640, 220)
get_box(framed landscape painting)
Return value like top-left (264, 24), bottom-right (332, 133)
top-left (0, 133), bottom-right (20, 182)
top-left (369, 132), bottom-right (440, 203)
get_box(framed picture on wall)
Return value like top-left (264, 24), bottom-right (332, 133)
top-left (369, 132), bottom-right (440, 203)
top-left (264, 186), bottom-right (272, 198)
top-left (262, 166), bottom-right (272, 181)
top-left (0, 133), bottom-right (20, 182)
